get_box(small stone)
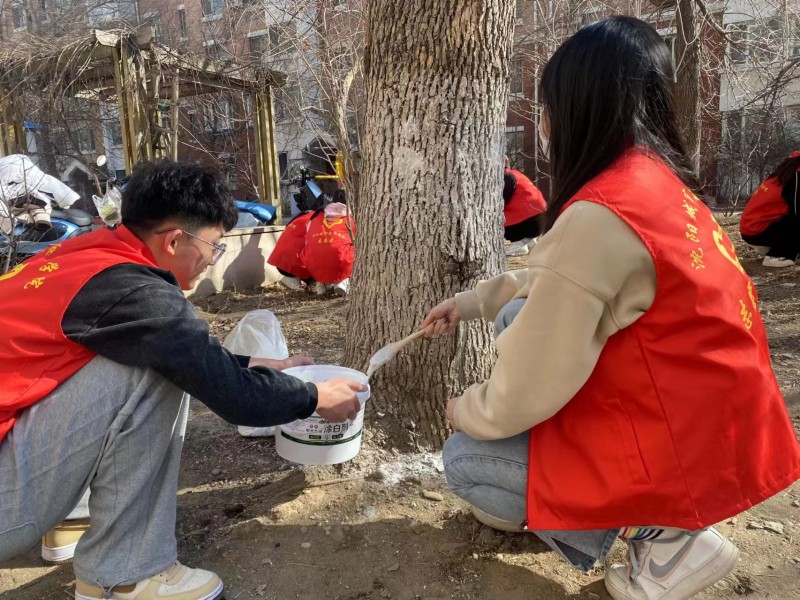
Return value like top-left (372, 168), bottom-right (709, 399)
top-left (792, 500), bottom-right (800, 508)
top-left (496, 553), bottom-right (504, 560)
top-left (406, 475), bottom-right (422, 485)
top-left (387, 562), bottom-right (400, 572)
top-left (362, 506), bottom-right (378, 518)
top-left (764, 521), bottom-right (785, 535)
top-left (211, 468), bottom-right (222, 476)
top-left (727, 517), bottom-right (738, 525)
top-left (380, 590), bottom-right (392, 599)
top-left (422, 490), bottom-right (444, 502)
top-left (472, 553), bottom-right (479, 560)
top-left (261, 558), bottom-right (273, 566)
top-left (301, 542), bottom-right (311, 549)
top-left (747, 521), bottom-right (764, 530)
top-left (436, 465), bottom-right (445, 473)
top-left (768, 564), bottom-right (775, 570)
top-left (456, 514), bottom-right (468, 524)
top-left (588, 593), bottom-right (601, 600)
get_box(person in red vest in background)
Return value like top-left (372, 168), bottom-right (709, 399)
top-left (0, 161), bottom-right (366, 600)
top-left (503, 156), bottom-right (547, 257)
top-left (267, 210), bottom-right (314, 290)
top-left (421, 17), bottom-right (799, 600)
top-left (739, 151), bottom-right (800, 268)
top-left (300, 197), bottom-right (355, 296)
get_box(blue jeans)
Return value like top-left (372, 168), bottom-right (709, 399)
top-left (443, 298), bottom-right (618, 572)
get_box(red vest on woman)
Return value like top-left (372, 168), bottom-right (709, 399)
top-left (300, 210), bottom-right (355, 284)
top-left (739, 177), bottom-right (789, 236)
top-left (504, 168), bottom-right (547, 227)
top-left (0, 226), bottom-right (158, 444)
top-left (267, 211), bottom-right (313, 280)
top-left (526, 151), bottom-right (800, 530)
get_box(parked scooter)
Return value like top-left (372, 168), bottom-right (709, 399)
top-left (0, 154), bottom-right (94, 269)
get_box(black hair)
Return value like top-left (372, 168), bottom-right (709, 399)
top-left (121, 160), bottom-right (239, 233)
top-left (768, 153), bottom-right (800, 186)
top-left (540, 16), bottom-right (700, 230)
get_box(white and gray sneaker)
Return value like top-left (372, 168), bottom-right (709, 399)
top-left (279, 276), bottom-right (303, 291)
top-left (506, 237), bottom-right (535, 257)
top-left (762, 256), bottom-right (796, 268)
top-left (605, 528), bottom-right (739, 600)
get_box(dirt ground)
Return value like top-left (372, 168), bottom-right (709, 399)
top-left (1, 216), bottom-right (798, 599)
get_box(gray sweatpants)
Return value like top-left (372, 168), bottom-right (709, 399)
top-left (0, 356), bottom-right (189, 588)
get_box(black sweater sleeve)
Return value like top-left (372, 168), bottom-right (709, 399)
top-left (62, 264), bottom-right (318, 426)
top-left (781, 173), bottom-right (799, 216)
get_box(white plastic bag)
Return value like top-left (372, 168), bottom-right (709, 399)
top-left (92, 186), bottom-right (122, 226)
top-left (223, 310), bottom-right (289, 437)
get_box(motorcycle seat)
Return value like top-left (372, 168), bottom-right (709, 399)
top-left (51, 208), bottom-right (93, 227)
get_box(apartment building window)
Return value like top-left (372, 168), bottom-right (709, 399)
top-left (278, 152), bottom-right (289, 181)
top-left (108, 121), bottom-right (123, 146)
top-left (201, 0), bottom-right (222, 20)
top-left (204, 40), bottom-right (220, 60)
top-left (12, 3), bottom-right (27, 31)
top-left (268, 21), bottom-right (297, 54)
top-left (205, 97), bottom-right (233, 132)
top-left (177, 6), bottom-right (188, 40)
top-left (750, 18), bottom-right (781, 63)
top-left (223, 157), bottom-right (237, 189)
top-left (77, 129), bottom-right (95, 153)
top-left (509, 58), bottom-right (524, 96)
top-left (728, 23), bottom-right (749, 64)
top-left (249, 32), bottom-right (268, 58)
top-left (505, 125), bottom-right (525, 168)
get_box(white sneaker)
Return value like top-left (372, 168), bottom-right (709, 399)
top-left (754, 246), bottom-right (770, 257)
top-left (75, 561), bottom-right (223, 600)
top-left (762, 256), bottom-right (796, 268)
top-left (333, 279), bottom-right (349, 296)
top-left (506, 238), bottom-right (533, 257)
top-left (605, 528), bottom-right (739, 600)
top-left (471, 505), bottom-right (524, 533)
top-left (279, 276), bottom-right (303, 291)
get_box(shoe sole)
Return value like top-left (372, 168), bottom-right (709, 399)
top-left (74, 580), bottom-right (223, 600)
top-left (605, 538), bottom-right (740, 600)
top-left (42, 541), bottom-right (77, 564)
top-left (471, 506), bottom-right (524, 533)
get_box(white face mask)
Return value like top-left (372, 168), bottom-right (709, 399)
top-left (538, 120), bottom-right (550, 160)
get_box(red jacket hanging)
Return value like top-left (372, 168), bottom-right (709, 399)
top-left (740, 177), bottom-right (789, 236)
top-left (525, 151), bottom-right (800, 531)
top-left (0, 226), bottom-right (158, 444)
top-left (268, 211), bottom-right (313, 280)
top-left (504, 168), bottom-right (547, 227)
top-left (300, 205), bottom-right (355, 284)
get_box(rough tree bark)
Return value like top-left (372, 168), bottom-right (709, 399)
top-left (344, 0), bottom-right (515, 450)
top-left (675, 0), bottom-right (703, 174)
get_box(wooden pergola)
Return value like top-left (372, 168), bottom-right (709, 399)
top-left (0, 27), bottom-right (286, 218)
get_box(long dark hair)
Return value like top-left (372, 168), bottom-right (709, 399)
top-left (540, 16), bottom-right (700, 230)
top-left (768, 152), bottom-right (800, 185)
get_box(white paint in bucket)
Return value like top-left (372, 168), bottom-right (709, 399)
top-left (277, 365), bottom-right (370, 465)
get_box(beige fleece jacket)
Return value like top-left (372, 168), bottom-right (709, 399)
top-left (452, 201), bottom-right (657, 440)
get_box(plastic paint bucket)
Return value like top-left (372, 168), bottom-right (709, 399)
top-left (277, 365), bottom-right (370, 465)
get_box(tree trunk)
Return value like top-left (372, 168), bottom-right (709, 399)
top-left (675, 0), bottom-right (702, 175)
top-left (344, 0), bottom-right (515, 450)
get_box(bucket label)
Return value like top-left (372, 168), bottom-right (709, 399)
top-left (280, 411), bottom-right (364, 446)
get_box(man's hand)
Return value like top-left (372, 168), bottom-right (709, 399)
top-left (446, 398), bottom-right (461, 431)
top-left (420, 298), bottom-right (460, 336)
top-left (249, 355), bottom-right (315, 371)
top-left (315, 377), bottom-right (367, 423)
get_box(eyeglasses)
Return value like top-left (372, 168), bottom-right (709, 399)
top-left (155, 228), bottom-right (227, 265)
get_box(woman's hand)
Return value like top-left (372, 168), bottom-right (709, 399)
top-left (420, 298), bottom-right (460, 336)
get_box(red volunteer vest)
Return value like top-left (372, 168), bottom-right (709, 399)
top-left (739, 177), bottom-right (789, 236)
top-left (267, 211), bottom-right (313, 280)
top-left (525, 151), bottom-right (800, 530)
top-left (504, 169), bottom-right (547, 227)
top-left (300, 211), bottom-right (355, 284)
top-left (0, 226), bottom-right (158, 444)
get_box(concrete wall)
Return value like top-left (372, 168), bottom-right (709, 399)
top-left (187, 225), bottom-right (285, 299)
